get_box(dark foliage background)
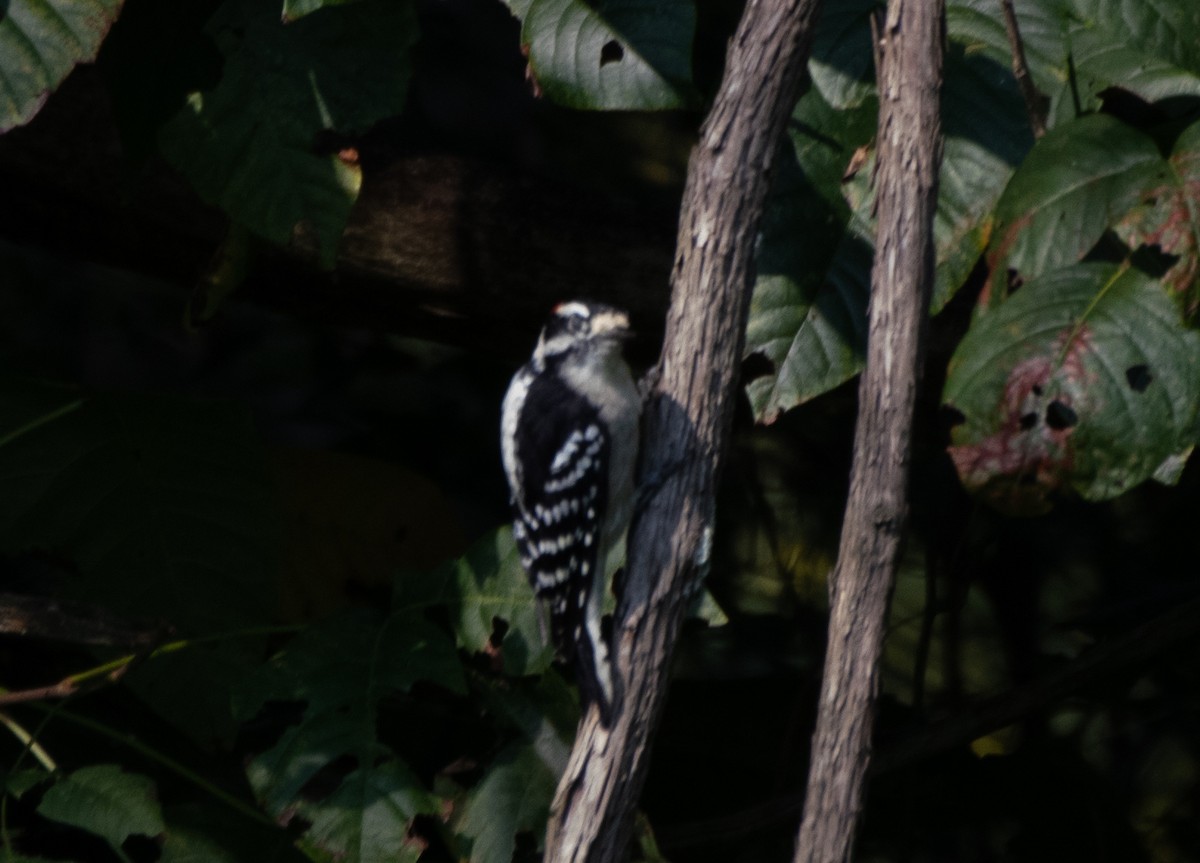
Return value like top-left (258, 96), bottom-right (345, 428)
top-left (2, 0), bottom-right (1200, 861)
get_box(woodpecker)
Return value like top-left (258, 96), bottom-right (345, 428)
top-left (500, 301), bottom-right (641, 722)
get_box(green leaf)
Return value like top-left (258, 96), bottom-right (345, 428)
top-left (808, 0), bottom-right (878, 110)
top-left (449, 528), bottom-right (555, 676)
top-left (1067, 0), bottom-right (1200, 105)
top-left (934, 47), bottom-right (1034, 312)
top-left (0, 0), bottom-right (125, 133)
top-left (234, 608), bottom-right (453, 862)
top-left (0, 386), bottom-right (278, 745)
top-left (282, 0), bottom-right (365, 22)
top-left (746, 44), bottom-right (1033, 420)
top-left (943, 263), bottom-right (1200, 514)
top-left (159, 0), bottom-right (417, 266)
top-left (37, 765), bottom-right (164, 854)
top-left (398, 528), bottom-right (554, 676)
top-left (1114, 119), bottom-right (1200, 313)
top-left (986, 114), bottom-right (1166, 299)
top-left (3, 768), bottom-right (51, 799)
top-left (509, 0), bottom-right (696, 110)
top-left (744, 88), bottom-right (876, 422)
top-left (454, 744), bottom-right (560, 863)
top-left (299, 762), bottom-right (435, 863)
top-left (160, 803), bottom-right (300, 863)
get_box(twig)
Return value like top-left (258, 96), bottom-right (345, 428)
top-left (999, 0), bottom-right (1048, 138)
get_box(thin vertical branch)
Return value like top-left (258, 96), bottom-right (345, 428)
top-left (793, 0), bottom-right (944, 860)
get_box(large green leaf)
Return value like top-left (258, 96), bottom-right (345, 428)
top-left (452, 675), bottom-right (575, 863)
top-left (948, 0), bottom-right (1200, 127)
top-left (943, 264), bottom-right (1200, 514)
top-left (1067, 0), bottom-right (1200, 106)
top-left (807, 0), bottom-right (878, 111)
top-left (506, 0), bottom-right (696, 110)
top-left (159, 0), bottom-right (417, 266)
top-left (235, 608), bottom-right (455, 863)
top-left (37, 765), bottom-right (164, 858)
top-left (743, 87), bottom-right (875, 423)
top-left (0, 384), bottom-right (278, 745)
top-left (985, 114), bottom-right (1166, 301)
top-left (934, 48), bottom-right (1034, 312)
top-left (0, 0), bottom-right (125, 133)
top-left (1114, 119), bottom-right (1200, 314)
top-left (745, 45), bottom-right (1030, 421)
top-left (454, 745), bottom-right (559, 863)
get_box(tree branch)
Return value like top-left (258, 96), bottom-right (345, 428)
top-left (541, 1), bottom-right (822, 860)
top-left (794, 2), bottom-right (944, 861)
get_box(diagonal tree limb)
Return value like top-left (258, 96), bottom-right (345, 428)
top-left (794, 1), bottom-right (944, 861)
top-left (541, 1), bottom-right (823, 860)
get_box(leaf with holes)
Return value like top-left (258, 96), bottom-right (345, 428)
top-left (943, 264), bottom-right (1200, 514)
top-left (37, 765), bottom-right (165, 855)
top-left (159, 0), bottom-right (417, 266)
top-left (0, 0), bottom-right (125, 133)
top-left (1114, 119), bottom-right (1200, 315)
top-left (933, 46), bottom-right (1034, 312)
top-left (235, 608), bottom-right (457, 863)
top-left (396, 527), bottom-right (553, 677)
top-left (984, 114), bottom-right (1166, 303)
top-left (506, 0), bottom-right (696, 110)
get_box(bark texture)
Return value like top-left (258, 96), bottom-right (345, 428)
top-left (793, 2), bottom-right (944, 862)
top-left (541, 1), bottom-right (822, 861)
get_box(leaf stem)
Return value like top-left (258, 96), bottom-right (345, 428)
top-left (0, 399), bottom-right (85, 449)
top-left (27, 704), bottom-right (278, 830)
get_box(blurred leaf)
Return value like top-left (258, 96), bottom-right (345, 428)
top-left (235, 608), bottom-right (453, 862)
top-left (507, 0), bottom-right (696, 110)
top-left (272, 448), bottom-right (466, 623)
top-left (882, 547), bottom-right (1010, 705)
top-left (37, 765), bottom-right (164, 856)
top-left (397, 528), bottom-right (554, 677)
top-left (282, 0), bottom-right (365, 22)
top-left (0, 0), bottom-right (125, 133)
top-left (3, 768), bottom-right (52, 799)
top-left (454, 745), bottom-right (558, 863)
top-left (160, 803), bottom-right (300, 863)
top-left (985, 114), bottom-right (1165, 301)
top-left (159, 0), bottom-right (417, 266)
top-left (298, 761), bottom-right (434, 863)
top-left (944, 264), bottom-right (1200, 514)
top-left (0, 385), bottom-right (279, 745)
